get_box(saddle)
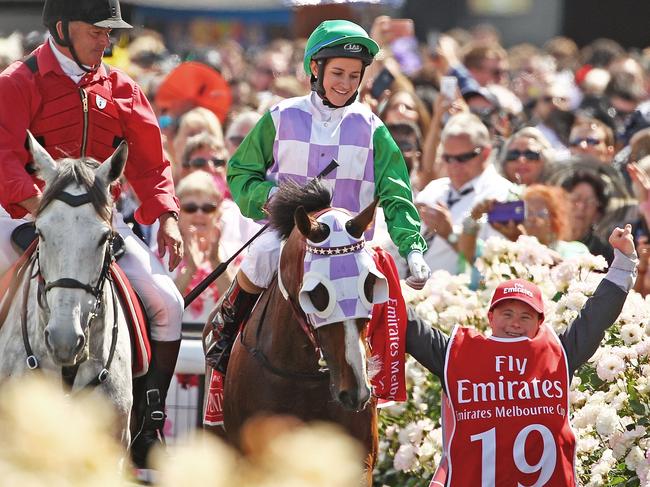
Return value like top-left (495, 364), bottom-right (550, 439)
top-left (0, 222), bottom-right (150, 377)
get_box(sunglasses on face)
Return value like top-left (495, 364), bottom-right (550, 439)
top-left (396, 140), bottom-right (418, 152)
top-left (181, 202), bottom-right (219, 214)
top-left (256, 66), bottom-right (275, 76)
top-left (228, 135), bottom-right (246, 146)
top-left (526, 208), bottom-right (550, 220)
top-left (540, 95), bottom-right (568, 104)
top-left (570, 196), bottom-right (599, 207)
top-left (569, 137), bottom-right (603, 147)
top-left (505, 149), bottom-right (542, 162)
top-left (182, 157), bottom-right (226, 169)
top-left (442, 147), bottom-right (483, 164)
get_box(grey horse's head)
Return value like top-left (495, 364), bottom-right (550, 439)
top-left (27, 131), bottom-right (127, 365)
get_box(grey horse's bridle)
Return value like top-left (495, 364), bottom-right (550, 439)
top-left (23, 190), bottom-right (120, 390)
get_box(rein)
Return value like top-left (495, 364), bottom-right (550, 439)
top-left (240, 238), bottom-right (329, 382)
top-left (239, 286), bottom-right (329, 382)
top-left (21, 190), bottom-right (121, 391)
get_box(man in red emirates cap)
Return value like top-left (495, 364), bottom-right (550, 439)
top-left (405, 225), bottom-right (638, 486)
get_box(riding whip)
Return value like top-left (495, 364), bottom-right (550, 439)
top-left (183, 159), bottom-right (340, 308)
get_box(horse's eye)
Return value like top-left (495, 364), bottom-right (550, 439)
top-left (309, 282), bottom-right (330, 312)
top-left (363, 274), bottom-right (376, 303)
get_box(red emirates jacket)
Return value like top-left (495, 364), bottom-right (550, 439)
top-left (0, 41), bottom-right (179, 224)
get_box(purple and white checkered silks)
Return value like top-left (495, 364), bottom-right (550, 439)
top-left (267, 94), bottom-right (382, 237)
top-left (297, 209), bottom-right (389, 328)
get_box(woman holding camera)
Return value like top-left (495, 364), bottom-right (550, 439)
top-left (459, 184), bottom-right (590, 269)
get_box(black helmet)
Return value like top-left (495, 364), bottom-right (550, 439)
top-left (43, 0), bottom-right (132, 30)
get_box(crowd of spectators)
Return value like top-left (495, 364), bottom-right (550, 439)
top-left (4, 14), bottom-right (650, 308)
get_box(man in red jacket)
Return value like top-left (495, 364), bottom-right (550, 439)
top-left (0, 0), bottom-right (183, 469)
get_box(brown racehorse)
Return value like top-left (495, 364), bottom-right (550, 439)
top-left (222, 180), bottom-right (384, 485)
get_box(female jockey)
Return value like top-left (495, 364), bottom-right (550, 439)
top-left (205, 20), bottom-right (431, 373)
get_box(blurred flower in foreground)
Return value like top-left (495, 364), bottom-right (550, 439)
top-left (152, 431), bottom-right (240, 487)
top-left (152, 415), bottom-right (365, 487)
top-left (240, 415), bottom-right (364, 487)
top-left (0, 376), bottom-right (125, 487)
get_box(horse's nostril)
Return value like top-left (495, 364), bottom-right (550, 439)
top-left (338, 389), bottom-right (359, 410)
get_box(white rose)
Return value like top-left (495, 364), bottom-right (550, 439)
top-left (393, 443), bottom-right (419, 472)
top-left (626, 446), bottom-right (646, 471)
top-left (596, 354), bottom-right (625, 382)
top-left (595, 407), bottom-right (621, 437)
top-left (634, 338), bottom-right (650, 358)
top-left (621, 323), bottom-right (644, 345)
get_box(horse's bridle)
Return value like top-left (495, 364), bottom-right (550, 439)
top-left (22, 190), bottom-right (120, 391)
top-left (242, 210), bottom-right (371, 381)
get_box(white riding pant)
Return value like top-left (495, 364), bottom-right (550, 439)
top-left (239, 228), bottom-right (282, 289)
top-left (0, 207), bottom-right (183, 342)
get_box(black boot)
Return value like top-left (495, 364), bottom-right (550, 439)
top-left (205, 279), bottom-right (259, 374)
top-left (131, 339), bottom-right (181, 470)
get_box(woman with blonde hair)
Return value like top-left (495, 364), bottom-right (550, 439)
top-left (500, 126), bottom-right (555, 186)
top-left (173, 170), bottom-right (232, 323)
top-left (171, 107), bottom-right (224, 174)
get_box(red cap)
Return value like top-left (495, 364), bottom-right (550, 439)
top-left (489, 279), bottom-right (544, 319)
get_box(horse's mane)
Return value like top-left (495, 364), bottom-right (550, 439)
top-left (39, 157), bottom-right (112, 223)
top-left (267, 179), bottom-right (332, 239)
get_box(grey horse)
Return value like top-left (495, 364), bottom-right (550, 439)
top-left (0, 133), bottom-right (133, 446)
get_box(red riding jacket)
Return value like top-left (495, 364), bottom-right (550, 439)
top-left (0, 41), bottom-right (179, 224)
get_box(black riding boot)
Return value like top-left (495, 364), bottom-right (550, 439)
top-left (131, 339), bottom-right (181, 470)
top-left (205, 279), bottom-right (259, 374)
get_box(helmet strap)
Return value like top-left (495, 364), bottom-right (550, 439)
top-left (60, 21), bottom-right (97, 74)
top-left (51, 21), bottom-right (67, 47)
top-left (310, 59), bottom-right (364, 109)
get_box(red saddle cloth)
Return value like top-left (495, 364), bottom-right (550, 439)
top-left (109, 263), bottom-right (151, 378)
top-left (0, 244), bottom-right (150, 377)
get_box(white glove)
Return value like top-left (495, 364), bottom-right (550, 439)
top-left (406, 251), bottom-right (431, 290)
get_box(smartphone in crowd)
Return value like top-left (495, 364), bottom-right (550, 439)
top-left (440, 76), bottom-right (458, 101)
top-left (487, 200), bottom-right (526, 224)
top-left (371, 67), bottom-right (396, 99)
top-left (426, 30), bottom-right (441, 53)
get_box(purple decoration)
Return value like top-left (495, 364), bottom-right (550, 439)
top-left (278, 107), bottom-right (312, 141)
top-left (307, 144), bottom-right (339, 177)
top-left (332, 179), bottom-right (362, 212)
top-left (340, 113), bottom-right (371, 147)
top-left (363, 150), bottom-right (374, 181)
top-left (329, 254), bottom-right (359, 280)
top-left (338, 299), bottom-right (358, 317)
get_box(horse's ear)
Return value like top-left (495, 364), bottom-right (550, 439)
top-left (26, 130), bottom-right (58, 183)
top-left (295, 206), bottom-right (313, 237)
top-left (294, 206), bottom-right (329, 242)
top-left (96, 141), bottom-right (128, 185)
top-left (346, 198), bottom-right (378, 239)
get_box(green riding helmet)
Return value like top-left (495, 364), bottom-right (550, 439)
top-left (303, 20), bottom-right (379, 76)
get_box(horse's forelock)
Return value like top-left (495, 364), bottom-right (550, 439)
top-left (267, 179), bottom-right (332, 240)
top-left (39, 157), bottom-right (113, 223)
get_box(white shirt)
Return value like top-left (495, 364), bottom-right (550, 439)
top-left (415, 164), bottom-right (514, 274)
top-left (48, 37), bottom-right (89, 84)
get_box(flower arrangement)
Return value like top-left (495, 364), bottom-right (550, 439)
top-left (375, 236), bottom-right (650, 487)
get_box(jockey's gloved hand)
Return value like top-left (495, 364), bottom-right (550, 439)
top-left (406, 251), bottom-right (430, 290)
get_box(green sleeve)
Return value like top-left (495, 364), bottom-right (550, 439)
top-left (373, 125), bottom-right (427, 258)
top-left (226, 111), bottom-right (277, 220)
